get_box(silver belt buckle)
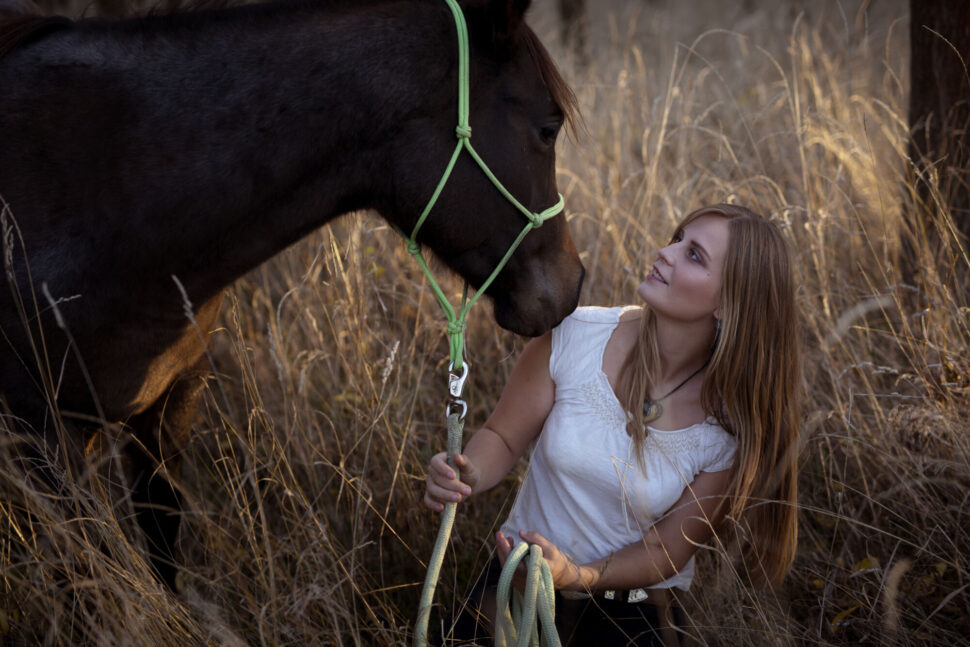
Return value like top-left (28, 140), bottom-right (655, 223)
top-left (603, 588), bottom-right (649, 603)
top-left (626, 588), bottom-right (648, 603)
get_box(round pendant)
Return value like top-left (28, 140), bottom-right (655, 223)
top-left (643, 400), bottom-right (662, 420)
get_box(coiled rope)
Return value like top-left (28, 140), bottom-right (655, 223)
top-left (494, 543), bottom-right (562, 647)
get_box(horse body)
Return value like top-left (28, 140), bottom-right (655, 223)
top-left (4, 2), bottom-right (421, 422)
top-left (0, 0), bottom-right (583, 424)
top-left (0, 0), bottom-right (583, 586)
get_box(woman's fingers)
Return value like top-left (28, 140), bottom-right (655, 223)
top-left (425, 476), bottom-right (468, 501)
top-left (519, 530), bottom-right (553, 551)
top-left (521, 530), bottom-right (564, 567)
top-left (429, 453), bottom-right (473, 485)
top-left (450, 453), bottom-right (479, 490)
top-left (495, 531), bottom-right (514, 565)
top-left (495, 532), bottom-right (527, 591)
top-left (424, 452), bottom-right (473, 511)
top-left (517, 530), bottom-right (577, 589)
top-left (429, 452), bottom-right (458, 479)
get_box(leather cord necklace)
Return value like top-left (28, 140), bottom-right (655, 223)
top-left (643, 357), bottom-right (710, 420)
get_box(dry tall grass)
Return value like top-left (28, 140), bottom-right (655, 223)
top-left (2, 0), bottom-right (968, 645)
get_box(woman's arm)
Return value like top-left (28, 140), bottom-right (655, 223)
top-left (424, 332), bottom-right (556, 510)
top-left (498, 468), bottom-right (733, 590)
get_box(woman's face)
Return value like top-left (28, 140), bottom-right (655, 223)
top-left (637, 214), bottom-right (729, 323)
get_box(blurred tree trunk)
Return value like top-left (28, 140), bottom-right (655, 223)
top-left (907, 0), bottom-right (970, 287)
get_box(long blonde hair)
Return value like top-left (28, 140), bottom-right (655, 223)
top-left (620, 204), bottom-right (802, 587)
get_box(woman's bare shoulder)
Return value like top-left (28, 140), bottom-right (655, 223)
top-left (618, 305), bottom-right (644, 323)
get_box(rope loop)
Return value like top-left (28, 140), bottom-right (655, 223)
top-left (455, 124), bottom-right (472, 139)
top-left (495, 543), bottom-right (562, 647)
top-left (406, 240), bottom-right (422, 255)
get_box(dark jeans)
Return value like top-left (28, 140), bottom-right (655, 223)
top-left (440, 558), bottom-right (687, 647)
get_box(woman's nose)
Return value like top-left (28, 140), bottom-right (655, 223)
top-left (657, 244), bottom-right (675, 265)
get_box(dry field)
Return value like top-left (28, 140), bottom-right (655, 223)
top-left (2, 0), bottom-right (968, 644)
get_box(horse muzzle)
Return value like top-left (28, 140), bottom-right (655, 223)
top-left (491, 251), bottom-right (584, 336)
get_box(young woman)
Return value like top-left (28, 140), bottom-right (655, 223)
top-left (424, 204), bottom-right (802, 646)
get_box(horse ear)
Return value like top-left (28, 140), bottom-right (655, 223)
top-left (461, 0), bottom-right (532, 52)
top-left (493, 0), bottom-right (531, 38)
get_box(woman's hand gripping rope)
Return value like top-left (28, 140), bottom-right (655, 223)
top-left (424, 451), bottom-right (477, 511)
top-left (493, 536), bottom-right (562, 647)
top-left (496, 530), bottom-right (582, 592)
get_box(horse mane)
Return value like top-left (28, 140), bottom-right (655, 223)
top-left (0, 0), bottom-right (581, 133)
top-left (521, 26), bottom-right (582, 137)
top-left (145, 0), bottom-right (582, 135)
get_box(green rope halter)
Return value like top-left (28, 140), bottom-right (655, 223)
top-left (410, 1), bottom-right (565, 646)
top-left (398, 0), bottom-right (565, 374)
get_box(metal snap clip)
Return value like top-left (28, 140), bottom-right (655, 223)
top-left (447, 361), bottom-right (469, 399)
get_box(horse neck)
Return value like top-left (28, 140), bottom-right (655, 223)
top-left (71, 1), bottom-right (453, 301)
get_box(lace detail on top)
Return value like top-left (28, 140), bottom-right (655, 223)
top-left (645, 427), bottom-right (704, 456)
top-left (578, 378), bottom-right (628, 429)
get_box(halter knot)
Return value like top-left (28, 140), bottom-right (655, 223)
top-left (455, 124), bottom-right (472, 139)
top-left (528, 214), bottom-right (544, 229)
top-left (446, 320), bottom-right (466, 336)
top-left (407, 240), bottom-right (422, 255)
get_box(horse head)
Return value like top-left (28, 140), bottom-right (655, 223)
top-left (385, 0), bottom-right (584, 337)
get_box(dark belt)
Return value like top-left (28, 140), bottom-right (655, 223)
top-left (559, 586), bottom-right (673, 605)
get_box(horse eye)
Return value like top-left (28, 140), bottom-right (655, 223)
top-left (539, 122), bottom-right (561, 144)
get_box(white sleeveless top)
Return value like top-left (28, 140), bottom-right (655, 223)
top-left (500, 306), bottom-right (737, 590)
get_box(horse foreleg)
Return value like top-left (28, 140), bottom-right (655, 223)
top-left (124, 361), bottom-right (209, 590)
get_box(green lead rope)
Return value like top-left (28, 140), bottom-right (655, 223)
top-left (408, 1), bottom-right (565, 646)
top-left (412, 411), bottom-right (465, 647)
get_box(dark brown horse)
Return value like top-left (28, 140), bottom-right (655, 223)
top-left (0, 0), bottom-right (583, 586)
